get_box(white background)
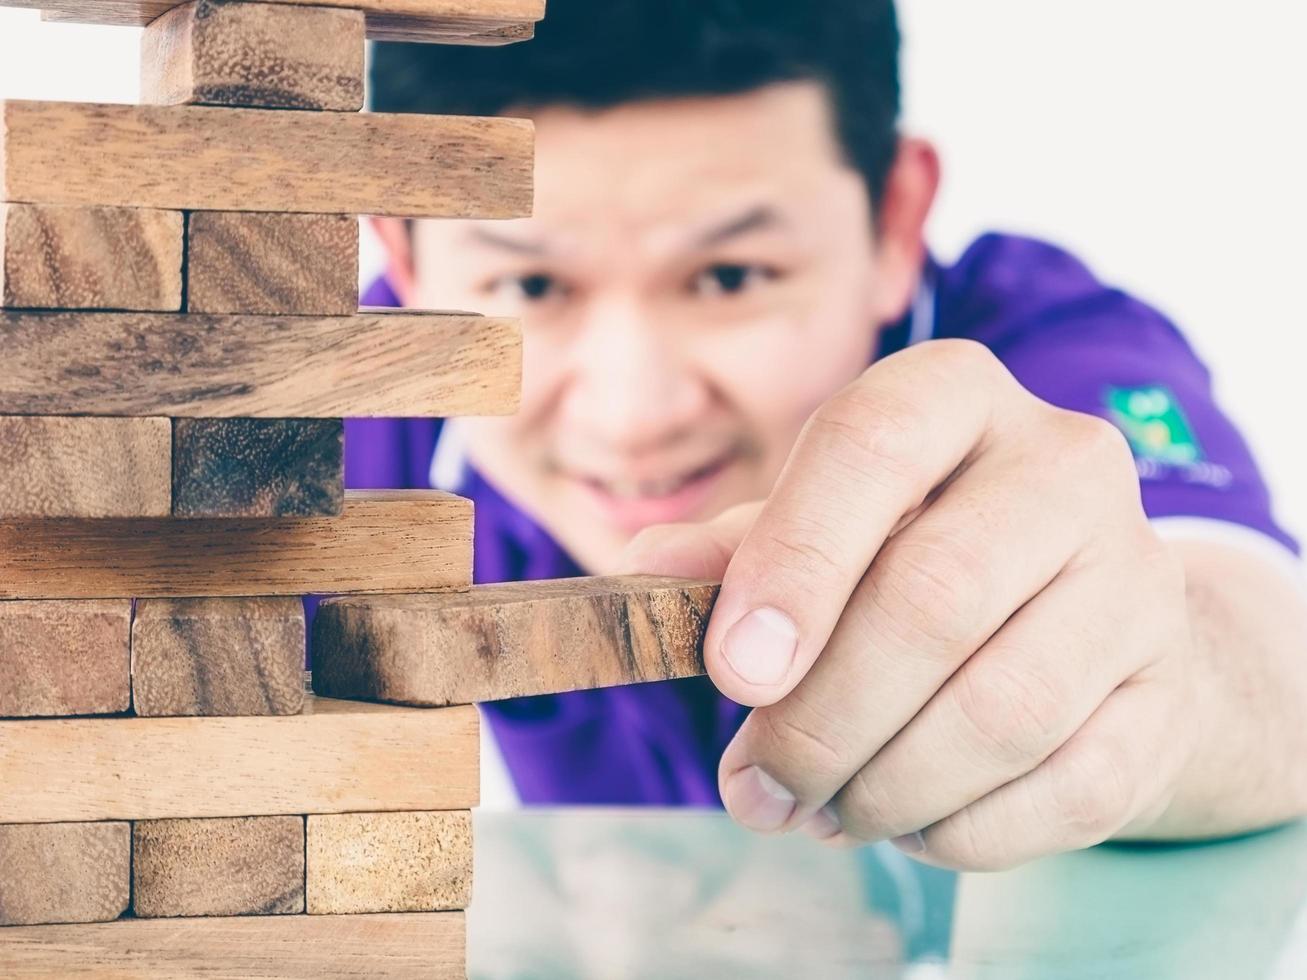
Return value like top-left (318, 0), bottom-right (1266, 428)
top-left (2, 1), bottom-right (1304, 539)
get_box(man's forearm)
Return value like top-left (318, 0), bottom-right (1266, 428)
top-left (1125, 537), bottom-right (1307, 840)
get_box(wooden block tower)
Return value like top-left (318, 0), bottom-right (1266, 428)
top-left (0, 2), bottom-right (720, 975)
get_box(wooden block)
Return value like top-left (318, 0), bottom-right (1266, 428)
top-left (313, 576), bottom-right (719, 707)
top-left (307, 811), bottom-right (472, 915)
top-left (0, 417), bottom-right (171, 519)
top-left (0, 311), bottom-right (521, 418)
top-left (132, 597), bottom-right (306, 717)
top-left (0, 100), bottom-right (533, 218)
top-left (133, 816), bottom-right (305, 917)
top-left (186, 212), bottom-right (359, 315)
top-left (0, 490), bottom-right (471, 600)
top-left (142, 1), bottom-right (365, 111)
top-left (1, 203), bottom-right (183, 310)
top-left (0, 600), bottom-right (131, 718)
top-left (23, 0), bottom-right (545, 44)
top-left (0, 697), bottom-right (478, 823)
top-left (0, 822), bottom-right (129, 926)
top-left (0, 911), bottom-right (466, 978)
top-left (172, 418), bottom-right (344, 518)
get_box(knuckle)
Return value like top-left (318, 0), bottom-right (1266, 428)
top-left (1048, 739), bottom-right (1138, 843)
top-left (927, 809), bottom-right (1015, 872)
top-left (806, 388), bottom-right (922, 487)
top-left (867, 532), bottom-right (988, 651)
top-left (949, 659), bottom-right (1065, 769)
top-left (916, 337), bottom-right (1002, 379)
top-left (749, 703), bottom-right (858, 794)
top-left (835, 767), bottom-right (909, 841)
top-left (1064, 410), bottom-right (1138, 484)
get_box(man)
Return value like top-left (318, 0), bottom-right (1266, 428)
top-left (343, 0), bottom-right (1307, 871)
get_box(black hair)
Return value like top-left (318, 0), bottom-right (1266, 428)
top-left (370, 0), bottom-right (902, 203)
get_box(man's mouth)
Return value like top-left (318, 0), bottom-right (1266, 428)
top-left (569, 451), bottom-right (738, 531)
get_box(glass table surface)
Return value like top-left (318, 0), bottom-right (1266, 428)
top-left (469, 809), bottom-right (1307, 979)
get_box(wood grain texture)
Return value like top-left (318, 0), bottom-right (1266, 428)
top-left (0, 696), bottom-right (479, 823)
top-left (0, 911), bottom-right (466, 978)
top-left (132, 597), bottom-right (306, 716)
top-left (0, 100), bottom-right (533, 218)
top-left (0, 310), bottom-right (521, 418)
top-left (0, 599), bottom-right (131, 718)
top-left (172, 418), bottom-right (344, 518)
top-left (142, 1), bottom-right (365, 111)
top-left (0, 822), bottom-right (129, 926)
top-left (307, 811), bottom-right (472, 915)
top-left (0, 490), bottom-right (471, 600)
top-left (0, 417), bottom-right (171, 519)
top-left (29, 0), bottom-right (542, 45)
top-left (312, 576), bottom-right (719, 707)
top-left (133, 816), bottom-right (305, 917)
top-left (186, 212), bottom-right (359, 315)
top-left (1, 203), bottom-right (183, 311)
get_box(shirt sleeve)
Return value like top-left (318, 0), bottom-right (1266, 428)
top-left (935, 235), bottom-right (1299, 555)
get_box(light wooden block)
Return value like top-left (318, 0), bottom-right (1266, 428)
top-left (133, 816), bottom-right (305, 917)
top-left (313, 576), bottom-right (719, 706)
top-left (132, 597), bottom-right (306, 717)
top-left (0, 100), bottom-right (533, 218)
top-left (1, 203), bottom-right (182, 310)
top-left (21, 0), bottom-right (544, 44)
top-left (0, 490), bottom-right (471, 600)
top-left (0, 822), bottom-right (129, 926)
top-left (0, 912), bottom-right (466, 978)
top-left (172, 418), bottom-right (344, 518)
top-left (186, 212), bottom-right (359, 315)
top-left (0, 599), bottom-right (131, 718)
top-left (0, 416), bottom-right (171, 519)
top-left (307, 811), bottom-right (473, 914)
top-left (0, 311), bottom-right (521, 418)
top-left (143, 0), bottom-right (365, 111)
top-left (0, 697), bottom-right (479, 823)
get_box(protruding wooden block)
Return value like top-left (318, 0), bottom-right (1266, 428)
top-left (0, 417), bottom-right (171, 519)
top-left (132, 597), bottom-right (306, 717)
top-left (0, 912), bottom-right (466, 978)
top-left (313, 576), bottom-right (719, 706)
top-left (0, 822), bottom-right (129, 926)
top-left (0, 100), bottom-right (533, 218)
top-left (186, 212), bottom-right (359, 315)
top-left (0, 697), bottom-right (479, 823)
top-left (20, 0), bottom-right (544, 45)
top-left (0, 599), bottom-right (131, 718)
top-left (133, 816), bottom-right (305, 918)
top-left (1, 203), bottom-right (182, 310)
top-left (0, 311), bottom-right (521, 418)
top-left (142, 0), bottom-right (365, 111)
top-left (172, 418), bottom-right (344, 518)
top-left (307, 811), bottom-right (472, 914)
top-left (0, 491), bottom-right (472, 600)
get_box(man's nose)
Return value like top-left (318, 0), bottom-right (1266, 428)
top-left (563, 298), bottom-right (709, 452)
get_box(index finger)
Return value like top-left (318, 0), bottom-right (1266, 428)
top-left (705, 339), bottom-right (1019, 706)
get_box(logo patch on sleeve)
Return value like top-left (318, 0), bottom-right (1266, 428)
top-left (1105, 385), bottom-right (1203, 465)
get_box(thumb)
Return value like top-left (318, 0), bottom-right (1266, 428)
top-left (611, 501), bottom-right (763, 579)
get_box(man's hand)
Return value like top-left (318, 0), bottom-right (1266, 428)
top-left (620, 338), bottom-right (1201, 871)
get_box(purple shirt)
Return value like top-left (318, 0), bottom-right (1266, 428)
top-left (330, 233), bottom-right (1296, 807)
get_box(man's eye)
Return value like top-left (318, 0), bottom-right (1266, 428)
top-left (690, 264), bottom-right (775, 297)
top-left (490, 273), bottom-right (564, 302)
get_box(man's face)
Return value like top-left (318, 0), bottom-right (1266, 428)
top-left (406, 82), bottom-right (911, 572)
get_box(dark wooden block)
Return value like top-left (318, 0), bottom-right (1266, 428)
top-left (172, 418), bottom-right (344, 518)
top-left (132, 597), bottom-right (306, 716)
top-left (312, 575), bottom-right (719, 706)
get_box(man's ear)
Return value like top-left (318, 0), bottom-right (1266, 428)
top-left (369, 216), bottom-right (418, 306)
top-left (871, 137), bottom-right (941, 324)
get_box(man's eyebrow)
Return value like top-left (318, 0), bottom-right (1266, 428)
top-left (465, 227), bottom-right (551, 257)
top-left (692, 205), bottom-right (787, 248)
